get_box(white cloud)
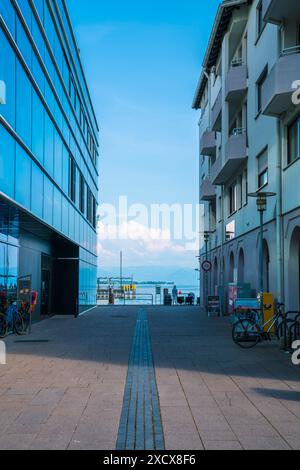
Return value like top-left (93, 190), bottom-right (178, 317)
top-left (97, 221), bottom-right (197, 268)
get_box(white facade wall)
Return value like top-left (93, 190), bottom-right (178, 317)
top-left (196, 0), bottom-right (300, 312)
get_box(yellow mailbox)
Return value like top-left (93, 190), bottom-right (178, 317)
top-left (263, 293), bottom-right (275, 332)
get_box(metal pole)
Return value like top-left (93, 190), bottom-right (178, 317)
top-left (259, 210), bottom-right (264, 322)
top-left (198, 258), bottom-right (201, 308)
top-left (120, 251), bottom-right (125, 305)
top-left (120, 251), bottom-right (123, 290)
top-left (205, 238), bottom-right (208, 313)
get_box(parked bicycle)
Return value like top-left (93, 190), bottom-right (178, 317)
top-left (0, 301), bottom-right (24, 339)
top-left (19, 301), bottom-right (31, 332)
top-left (232, 302), bottom-right (290, 349)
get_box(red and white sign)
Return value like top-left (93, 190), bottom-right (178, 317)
top-left (202, 260), bottom-right (212, 273)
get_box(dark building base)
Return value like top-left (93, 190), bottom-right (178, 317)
top-left (0, 195), bottom-right (96, 321)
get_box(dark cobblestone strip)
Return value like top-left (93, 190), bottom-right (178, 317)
top-left (116, 309), bottom-right (165, 450)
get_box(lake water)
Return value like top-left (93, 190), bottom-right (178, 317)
top-left (105, 284), bottom-right (200, 306)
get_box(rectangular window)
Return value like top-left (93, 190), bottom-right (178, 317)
top-left (257, 148), bottom-right (268, 189)
top-left (218, 196), bottom-right (222, 223)
top-left (288, 116), bottom-right (300, 165)
top-left (237, 175), bottom-right (243, 210)
top-left (86, 188), bottom-right (92, 224)
top-left (257, 1), bottom-right (264, 38)
top-left (79, 173), bottom-right (85, 214)
top-left (92, 197), bottom-right (97, 228)
top-left (242, 169), bottom-right (248, 206)
top-left (69, 75), bottom-right (76, 109)
top-left (257, 66), bottom-right (268, 115)
top-left (228, 183), bottom-right (237, 215)
top-left (69, 156), bottom-right (76, 202)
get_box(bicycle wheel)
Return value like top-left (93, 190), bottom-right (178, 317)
top-left (0, 314), bottom-right (8, 338)
top-left (13, 312), bottom-right (24, 336)
top-left (21, 310), bottom-right (30, 332)
top-left (232, 318), bottom-right (260, 349)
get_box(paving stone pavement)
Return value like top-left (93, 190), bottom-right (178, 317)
top-left (116, 309), bottom-right (164, 450)
top-left (148, 306), bottom-right (300, 450)
top-left (0, 306), bottom-right (299, 450)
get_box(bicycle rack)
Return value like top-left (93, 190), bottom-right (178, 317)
top-left (278, 311), bottom-right (300, 351)
top-left (287, 316), bottom-right (300, 351)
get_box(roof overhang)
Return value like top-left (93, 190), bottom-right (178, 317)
top-left (192, 0), bottom-right (250, 110)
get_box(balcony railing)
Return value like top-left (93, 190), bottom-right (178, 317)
top-left (231, 127), bottom-right (246, 136)
top-left (225, 63), bottom-right (248, 102)
top-left (211, 90), bottom-right (222, 132)
top-left (211, 129), bottom-right (247, 185)
top-left (231, 58), bottom-right (244, 67)
top-left (200, 178), bottom-right (216, 202)
top-left (281, 45), bottom-right (300, 57)
top-left (211, 156), bottom-right (223, 185)
top-left (200, 129), bottom-right (216, 157)
top-left (262, 49), bottom-right (300, 117)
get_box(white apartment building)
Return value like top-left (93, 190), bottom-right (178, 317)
top-left (193, 0), bottom-right (300, 312)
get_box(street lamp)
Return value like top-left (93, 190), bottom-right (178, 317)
top-left (248, 191), bottom-right (276, 321)
top-left (199, 231), bottom-right (213, 312)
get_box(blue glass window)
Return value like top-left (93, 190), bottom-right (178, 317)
top-left (0, 30), bottom-right (16, 129)
top-left (16, 18), bottom-right (32, 70)
top-left (54, 130), bottom-right (63, 186)
top-left (16, 61), bottom-right (32, 149)
top-left (31, 162), bottom-right (44, 218)
top-left (53, 187), bottom-right (62, 231)
top-left (44, 113), bottom-right (54, 176)
top-left (16, 0), bottom-right (32, 30)
top-left (43, 177), bottom-right (53, 225)
top-left (32, 54), bottom-right (45, 95)
top-left (32, 0), bottom-right (44, 22)
top-left (31, 15), bottom-right (45, 61)
top-left (62, 196), bottom-right (69, 236)
top-left (32, 91), bottom-right (44, 164)
top-left (288, 116), bottom-right (300, 165)
top-left (62, 144), bottom-right (69, 195)
top-left (0, 125), bottom-right (15, 199)
top-left (0, 0), bottom-right (16, 37)
top-left (15, 144), bottom-right (31, 209)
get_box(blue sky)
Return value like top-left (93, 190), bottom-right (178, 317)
top-left (69, 0), bottom-right (220, 270)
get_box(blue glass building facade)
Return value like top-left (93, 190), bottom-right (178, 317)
top-left (0, 0), bottom-right (99, 317)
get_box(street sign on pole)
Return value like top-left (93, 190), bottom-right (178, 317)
top-left (201, 260), bottom-right (212, 273)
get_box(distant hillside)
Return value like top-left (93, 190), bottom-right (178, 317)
top-left (98, 266), bottom-right (198, 286)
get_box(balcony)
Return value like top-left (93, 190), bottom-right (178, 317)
top-left (200, 178), bottom-right (216, 202)
top-left (225, 62), bottom-right (248, 102)
top-left (262, 48), bottom-right (300, 117)
top-left (212, 129), bottom-right (247, 185)
top-left (263, 0), bottom-right (300, 25)
top-left (211, 90), bottom-right (222, 132)
top-left (200, 130), bottom-right (216, 157)
top-left (211, 156), bottom-right (223, 186)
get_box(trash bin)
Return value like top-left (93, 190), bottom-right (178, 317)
top-left (164, 294), bottom-right (172, 306)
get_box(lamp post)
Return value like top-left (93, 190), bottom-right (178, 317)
top-left (248, 191), bottom-right (276, 321)
top-left (195, 268), bottom-right (200, 306)
top-left (199, 231), bottom-right (213, 312)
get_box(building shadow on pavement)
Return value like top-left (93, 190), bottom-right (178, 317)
top-left (251, 388), bottom-right (300, 402)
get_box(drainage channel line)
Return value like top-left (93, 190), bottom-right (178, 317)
top-left (116, 309), bottom-right (165, 450)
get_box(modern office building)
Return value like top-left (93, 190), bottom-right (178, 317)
top-left (193, 0), bottom-right (300, 311)
top-left (0, 0), bottom-right (99, 318)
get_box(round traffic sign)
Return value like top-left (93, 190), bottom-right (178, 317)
top-left (202, 260), bottom-right (212, 273)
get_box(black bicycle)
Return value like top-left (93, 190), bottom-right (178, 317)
top-left (0, 302), bottom-right (24, 338)
top-left (232, 303), bottom-right (287, 349)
